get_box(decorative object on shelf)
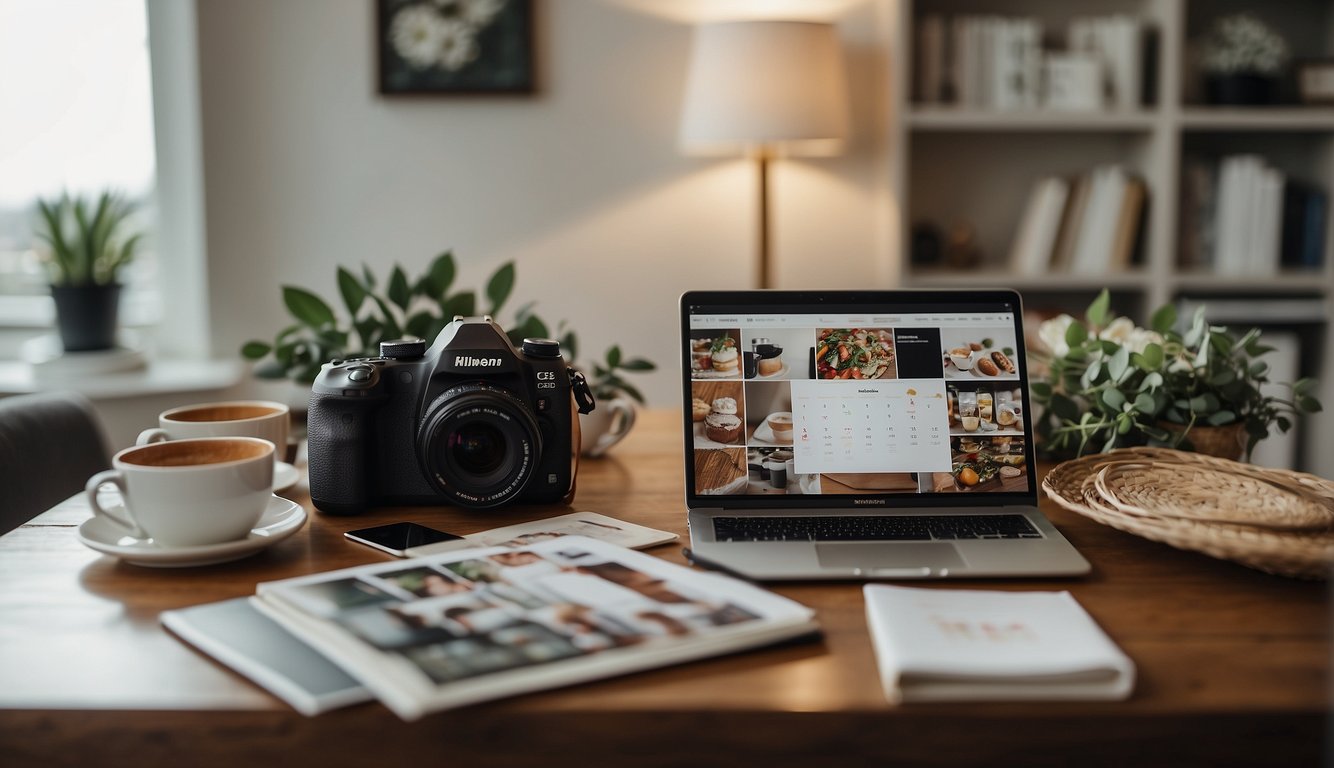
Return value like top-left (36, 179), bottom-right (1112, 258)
top-left (1043, 447), bottom-right (1334, 580)
top-left (240, 254), bottom-right (655, 453)
top-left (941, 222), bottom-right (982, 269)
top-left (377, 0), bottom-right (533, 94)
top-left (1297, 58), bottom-right (1334, 105)
top-left (678, 19), bottom-right (849, 289)
top-left (33, 190), bottom-right (144, 353)
top-left (1198, 14), bottom-right (1289, 106)
top-left (909, 222), bottom-right (943, 266)
top-left (1030, 290), bottom-right (1321, 460)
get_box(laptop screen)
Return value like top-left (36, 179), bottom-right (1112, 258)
top-left (680, 290), bottom-right (1038, 508)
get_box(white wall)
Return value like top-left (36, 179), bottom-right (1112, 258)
top-left (195, 0), bottom-right (888, 406)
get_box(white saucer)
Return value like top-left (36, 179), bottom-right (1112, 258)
top-left (275, 461), bottom-right (301, 493)
top-left (77, 495), bottom-right (307, 568)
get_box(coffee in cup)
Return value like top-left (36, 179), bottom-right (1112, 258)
top-left (86, 437), bottom-right (275, 547)
top-left (766, 411), bottom-right (794, 444)
top-left (138, 400), bottom-right (290, 465)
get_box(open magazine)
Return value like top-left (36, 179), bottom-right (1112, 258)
top-left (251, 536), bottom-right (818, 720)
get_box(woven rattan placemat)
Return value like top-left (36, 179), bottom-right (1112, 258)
top-left (1043, 448), bottom-right (1334, 580)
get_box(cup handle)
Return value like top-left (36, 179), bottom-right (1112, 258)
top-left (136, 428), bottom-right (169, 445)
top-left (590, 399), bottom-right (637, 457)
top-left (86, 470), bottom-right (145, 538)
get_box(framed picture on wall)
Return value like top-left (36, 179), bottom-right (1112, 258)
top-left (377, 0), bottom-right (534, 95)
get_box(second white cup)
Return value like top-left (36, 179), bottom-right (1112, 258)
top-left (138, 400), bottom-right (290, 466)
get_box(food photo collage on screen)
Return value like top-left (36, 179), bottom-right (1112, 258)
top-left (688, 310), bottom-right (1030, 498)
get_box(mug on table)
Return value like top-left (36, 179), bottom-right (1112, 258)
top-left (85, 437), bottom-right (275, 546)
top-left (137, 400), bottom-right (290, 465)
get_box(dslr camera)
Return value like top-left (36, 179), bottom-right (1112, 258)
top-left (307, 316), bottom-right (594, 514)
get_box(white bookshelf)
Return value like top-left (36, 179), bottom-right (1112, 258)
top-left (885, 0), bottom-right (1334, 474)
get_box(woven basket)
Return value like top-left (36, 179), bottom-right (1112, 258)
top-left (1043, 448), bottom-right (1334, 580)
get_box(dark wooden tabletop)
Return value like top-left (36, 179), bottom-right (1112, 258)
top-left (0, 410), bottom-right (1327, 768)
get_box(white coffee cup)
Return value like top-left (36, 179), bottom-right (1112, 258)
top-left (766, 411), bottom-right (794, 444)
top-left (579, 397), bottom-right (637, 458)
top-left (86, 437), bottom-right (275, 547)
top-left (138, 400), bottom-right (289, 466)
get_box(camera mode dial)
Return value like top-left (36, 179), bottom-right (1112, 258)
top-left (380, 337), bottom-right (427, 360)
top-left (521, 338), bottom-right (561, 358)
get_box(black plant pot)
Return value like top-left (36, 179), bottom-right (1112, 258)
top-left (51, 283), bottom-right (121, 352)
top-left (1205, 73), bottom-right (1279, 106)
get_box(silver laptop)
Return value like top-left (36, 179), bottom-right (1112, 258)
top-left (680, 289), bottom-right (1089, 580)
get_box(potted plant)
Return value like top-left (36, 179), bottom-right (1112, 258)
top-left (241, 252), bottom-right (656, 455)
top-left (1198, 14), bottom-right (1290, 105)
top-left (1031, 290), bottom-right (1321, 460)
top-left (33, 191), bottom-right (143, 352)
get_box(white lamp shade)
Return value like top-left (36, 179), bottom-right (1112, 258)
top-left (679, 20), bottom-right (850, 155)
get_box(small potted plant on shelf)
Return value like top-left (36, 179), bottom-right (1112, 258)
top-left (1030, 290), bottom-right (1321, 461)
top-left (1198, 13), bottom-right (1290, 106)
top-left (241, 252), bottom-right (656, 456)
top-left (33, 190), bottom-right (143, 352)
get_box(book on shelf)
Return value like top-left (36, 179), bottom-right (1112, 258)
top-left (1049, 173), bottom-right (1092, 271)
top-left (864, 585), bottom-right (1135, 703)
top-left (1211, 154), bottom-right (1301, 276)
top-left (1281, 183), bottom-right (1328, 270)
top-left (1011, 165), bottom-right (1146, 275)
top-left (1179, 161), bottom-right (1217, 271)
top-left (1204, 155), bottom-right (1325, 276)
top-left (1109, 176), bottom-right (1148, 271)
top-left (1068, 15), bottom-right (1143, 110)
top-left (1008, 176), bottom-right (1069, 274)
top-left (916, 13), bottom-right (1146, 111)
top-left (235, 536), bottom-right (817, 720)
top-left (935, 15), bottom-right (1042, 110)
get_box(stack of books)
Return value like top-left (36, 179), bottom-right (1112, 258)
top-left (915, 14), bottom-right (1147, 111)
top-left (1009, 166), bottom-right (1148, 275)
top-left (1181, 155), bottom-right (1327, 275)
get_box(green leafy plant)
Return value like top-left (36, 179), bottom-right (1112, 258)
top-left (241, 252), bottom-right (656, 403)
top-left (1031, 290), bottom-right (1321, 459)
top-left (586, 345), bottom-right (656, 404)
top-left (34, 190), bottom-right (143, 286)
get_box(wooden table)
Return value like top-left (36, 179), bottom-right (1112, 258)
top-left (0, 410), bottom-right (1327, 767)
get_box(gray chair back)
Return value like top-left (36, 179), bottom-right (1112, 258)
top-left (0, 392), bottom-right (110, 535)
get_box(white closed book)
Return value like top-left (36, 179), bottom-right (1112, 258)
top-left (864, 585), bottom-right (1134, 703)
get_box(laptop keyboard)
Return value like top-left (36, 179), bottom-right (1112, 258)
top-left (712, 515), bottom-right (1042, 542)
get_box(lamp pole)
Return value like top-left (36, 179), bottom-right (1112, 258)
top-left (756, 149), bottom-right (772, 289)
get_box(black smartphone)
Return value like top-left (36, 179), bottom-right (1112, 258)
top-left (343, 522), bottom-right (463, 557)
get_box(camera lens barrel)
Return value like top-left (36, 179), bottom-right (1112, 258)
top-left (418, 383), bottom-right (542, 508)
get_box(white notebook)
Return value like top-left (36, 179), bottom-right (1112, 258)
top-left (863, 585), bottom-right (1134, 703)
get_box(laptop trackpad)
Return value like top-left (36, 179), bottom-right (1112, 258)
top-left (815, 542), bottom-right (965, 572)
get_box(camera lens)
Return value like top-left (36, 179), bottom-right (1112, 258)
top-left (448, 423), bottom-right (507, 476)
top-left (418, 383), bottom-right (541, 508)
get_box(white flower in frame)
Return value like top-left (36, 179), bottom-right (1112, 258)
top-left (438, 18), bottom-right (480, 71)
top-left (391, 4), bottom-right (449, 70)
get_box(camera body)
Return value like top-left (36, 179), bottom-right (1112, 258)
top-left (307, 316), bottom-right (594, 514)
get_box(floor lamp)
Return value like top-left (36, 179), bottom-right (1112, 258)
top-left (679, 20), bottom-right (850, 289)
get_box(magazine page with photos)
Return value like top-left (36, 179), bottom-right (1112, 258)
top-left (252, 536), bottom-right (818, 720)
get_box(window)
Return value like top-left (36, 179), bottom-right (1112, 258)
top-left (0, 0), bottom-right (158, 325)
